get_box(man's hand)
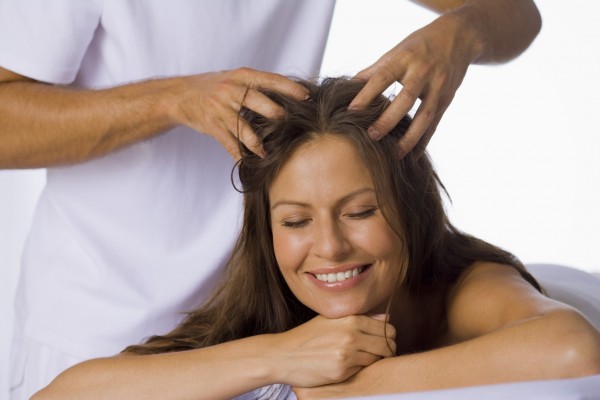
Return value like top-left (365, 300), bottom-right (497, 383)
top-left (173, 67), bottom-right (309, 161)
top-left (349, 14), bottom-right (479, 157)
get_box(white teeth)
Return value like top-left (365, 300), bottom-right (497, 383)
top-left (315, 266), bottom-right (365, 283)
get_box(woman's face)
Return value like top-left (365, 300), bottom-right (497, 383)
top-left (269, 134), bottom-right (404, 318)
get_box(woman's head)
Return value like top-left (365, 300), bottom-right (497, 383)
top-left (124, 77), bottom-right (538, 356)
top-left (238, 77), bottom-right (448, 317)
top-left (268, 133), bottom-right (404, 318)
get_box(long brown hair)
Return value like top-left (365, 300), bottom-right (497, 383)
top-left (124, 77), bottom-right (540, 355)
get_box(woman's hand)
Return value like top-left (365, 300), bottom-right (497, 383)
top-left (293, 362), bottom-right (383, 400)
top-left (268, 315), bottom-right (396, 388)
top-left (171, 67), bottom-right (309, 160)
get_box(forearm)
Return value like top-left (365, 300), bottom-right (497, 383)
top-left (414, 0), bottom-right (542, 63)
top-left (356, 309), bottom-right (600, 394)
top-left (33, 335), bottom-right (280, 400)
top-left (0, 78), bottom-right (182, 169)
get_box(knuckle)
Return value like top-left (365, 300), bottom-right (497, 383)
top-left (329, 368), bottom-right (348, 382)
top-left (333, 347), bottom-right (351, 363)
top-left (434, 71), bottom-right (450, 88)
top-left (420, 107), bottom-right (436, 123)
top-left (223, 142), bottom-right (239, 158)
top-left (398, 138), bottom-right (415, 156)
top-left (339, 331), bottom-right (357, 346)
top-left (376, 116), bottom-right (396, 132)
top-left (234, 66), bottom-right (253, 76)
top-left (398, 86), bottom-right (419, 102)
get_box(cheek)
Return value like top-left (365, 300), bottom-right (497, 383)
top-left (272, 229), bottom-right (310, 275)
top-left (353, 221), bottom-right (402, 259)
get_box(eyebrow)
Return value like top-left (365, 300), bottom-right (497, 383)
top-left (270, 187), bottom-right (376, 211)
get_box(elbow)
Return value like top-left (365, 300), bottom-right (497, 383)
top-left (559, 328), bottom-right (600, 378)
top-left (548, 310), bottom-right (600, 378)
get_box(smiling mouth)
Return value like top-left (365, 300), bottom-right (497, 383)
top-left (312, 265), bottom-right (371, 283)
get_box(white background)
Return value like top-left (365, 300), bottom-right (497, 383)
top-left (1, 1), bottom-right (599, 398)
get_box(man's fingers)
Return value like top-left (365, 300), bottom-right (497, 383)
top-left (348, 69), bottom-right (394, 110)
top-left (230, 114), bottom-right (265, 158)
top-left (368, 80), bottom-right (424, 139)
top-left (396, 95), bottom-right (439, 157)
top-left (241, 68), bottom-right (309, 100)
top-left (242, 89), bottom-right (286, 119)
top-left (412, 109), bottom-right (444, 157)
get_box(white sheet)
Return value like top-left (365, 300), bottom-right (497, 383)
top-left (345, 374), bottom-right (600, 400)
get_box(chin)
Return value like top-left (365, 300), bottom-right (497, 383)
top-left (316, 304), bottom-right (373, 319)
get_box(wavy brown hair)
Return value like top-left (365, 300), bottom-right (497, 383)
top-left (124, 77), bottom-right (540, 356)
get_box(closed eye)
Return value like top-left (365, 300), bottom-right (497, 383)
top-left (346, 208), bottom-right (377, 219)
top-left (281, 219), bottom-right (310, 229)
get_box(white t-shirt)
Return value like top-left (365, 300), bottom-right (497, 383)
top-left (0, 0), bottom-right (336, 359)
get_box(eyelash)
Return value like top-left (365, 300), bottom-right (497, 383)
top-left (346, 208), bottom-right (377, 219)
top-left (281, 219), bottom-right (310, 229)
top-left (280, 208), bottom-right (377, 229)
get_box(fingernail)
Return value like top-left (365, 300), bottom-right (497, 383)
top-left (369, 313), bottom-right (390, 321)
top-left (368, 127), bottom-right (381, 140)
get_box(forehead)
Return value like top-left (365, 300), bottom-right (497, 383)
top-left (268, 134), bottom-right (374, 202)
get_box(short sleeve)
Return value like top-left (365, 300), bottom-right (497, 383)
top-left (0, 0), bottom-right (102, 84)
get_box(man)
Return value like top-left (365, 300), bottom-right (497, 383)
top-left (0, 1), bottom-right (540, 398)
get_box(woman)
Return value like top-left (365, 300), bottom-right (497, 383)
top-left (33, 78), bottom-right (600, 400)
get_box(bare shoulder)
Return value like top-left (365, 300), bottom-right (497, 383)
top-left (445, 262), bottom-right (570, 342)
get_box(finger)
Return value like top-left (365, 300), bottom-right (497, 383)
top-left (358, 317), bottom-right (397, 340)
top-left (227, 112), bottom-right (265, 158)
top-left (209, 124), bottom-right (244, 162)
top-left (352, 64), bottom-right (377, 82)
top-left (238, 68), bottom-right (309, 100)
top-left (242, 88), bottom-right (285, 119)
top-left (368, 79), bottom-right (425, 140)
top-left (368, 313), bottom-right (390, 322)
top-left (356, 334), bottom-right (397, 358)
top-left (353, 351), bottom-right (382, 368)
top-left (396, 95), bottom-right (439, 157)
top-left (412, 110), bottom-right (444, 158)
top-left (348, 67), bottom-right (396, 110)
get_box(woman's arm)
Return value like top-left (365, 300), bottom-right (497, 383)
top-left (32, 335), bottom-right (278, 400)
top-left (32, 315), bottom-right (395, 400)
top-left (294, 263), bottom-right (600, 398)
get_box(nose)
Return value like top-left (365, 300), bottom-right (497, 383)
top-left (313, 218), bottom-right (352, 261)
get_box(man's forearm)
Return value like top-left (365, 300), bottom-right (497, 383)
top-left (414, 0), bottom-right (542, 63)
top-left (0, 78), bottom-right (180, 169)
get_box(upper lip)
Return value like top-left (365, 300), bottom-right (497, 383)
top-left (307, 263), bottom-right (371, 275)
